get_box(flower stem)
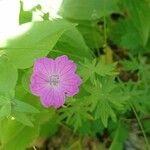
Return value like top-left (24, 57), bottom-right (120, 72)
top-left (130, 103), bottom-right (150, 150)
top-left (33, 146), bottom-right (37, 150)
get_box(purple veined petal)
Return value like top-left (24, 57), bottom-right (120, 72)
top-left (40, 88), bottom-right (65, 108)
top-left (55, 55), bottom-right (68, 73)
top-left (33, 58), bottom-right (55, 76)
top-left (61, 73), bottom-right (82, 86)
top-left (62, 84), bottom-right (80, 96)
top-left (30, 73), bottom-right (50, 96)
top-left (55, 55), bottom-right (77, 75)
top-left (59, 61), bottom-right (77, 76)
top-left (61, 74), bottom-right (82, 96)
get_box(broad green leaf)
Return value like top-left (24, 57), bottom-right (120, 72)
top-left (123, 0), bottom-right (150, 45)
top-left (78, 23), bottom-right (104, 49)
top-left (59, 0), bottom-right (119, 21)
top-left (53, 26), bottom-right (93, 61)
top-left (111, 0), bottom-right (150, 51)
top-left (0, 103), bottom-right (11, 120)
top-left (12, 111), bottom-right (33, 127)
top-left (0, 119), bottom-right (40, 150)
top-left (21, 69), bottom-right (31, 92)
top-left (5, 20), bottom-right (75, 69)
top-left (0, 96), bottom-right (10, 106)
top-left (0, 57), bottom-right (18, 93)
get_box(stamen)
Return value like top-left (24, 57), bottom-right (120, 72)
top-left (49, 75), bottom-right (60, 86)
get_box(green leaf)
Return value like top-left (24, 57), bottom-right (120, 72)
top-left (96, 61), bottom-right (117, 76)
top-left (5, 19), bottom-right (76, 69)
top-left (0, 96), bottom-right (10, 106)
top-left (19, 1), bottom-right (32, 24)
top-left (109, 122), bottom-right (128, 150)
top-left (78, 23), bottom-right (104, 49)
top-left (59, 0), bottom-right (119, 20)
top-left (123, 0), bottom-right (150, 45)
top-left (87, 78), bottom-right (128, 127)
top-left (95, 100), bottom-right (117, 127)
top-left (0, 103), bottom-right (11, 120)
top-left (79, 59), bottom-right (117, 82)
top-left (12, 99), bottom-right (39, 113)
top-left (12, 111), bottom-right (33, 127)
top-left (21, 69), bottom-right (31, 92)
top-left (0, 57), bottom-right (18, 93)
top-left (0, 119), bottom-right (40, 150)
top-left (59, 98), bottom-right (92, 131)
top-left (53, 26), bottom-right (93, 61)
top-left (111, 0), bottom-right (150, 51)
top-left (121, 58), bottom-right (139, 71)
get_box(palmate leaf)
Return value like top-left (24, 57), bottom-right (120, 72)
top-left (95, 99), bottom-right (117, 127)
top-left (87, 78), bottom-right (129, 127)
top-left (79, 59), bottom-right (117, 82)
top-left (3, 19), bottom-right (75, 69)
top-left (59, 98), bottom-right (93, 131)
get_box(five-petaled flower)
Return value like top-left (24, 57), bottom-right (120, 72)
top-left (30, 55), bottom-right (82, 108)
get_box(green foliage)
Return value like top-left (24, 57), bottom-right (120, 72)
top-left (109, 122), bottom-right (128, 150)
top-left (53, 26), bottom-right (93, 61)
top-left (5, 20), bottom-right (76, 69)
top-left (111, 0), bottom-right (150, 52)
top-left (0, 119), bottom-right (40, 150)
top-left (86, 78), bottom-right (129, 127)
top-left (59, 0), bottom-right (119, 21)
top-left (59, 98), bottom-right (93, 131)
top-left (0, 57), bottom-right (18, 93)
top-left (79, 59), bottom-right (117, 82)
top-left (19, 1), bottom-right (32, 25)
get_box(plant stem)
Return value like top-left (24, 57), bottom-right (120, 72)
top-left (130, 103), bottom-right (150, 150)
top-left (103, 15), bottom-right (107, 47)
top-left (103, 0), bottom-right (107, 47)
top-left (33, 146), bottom-right (37, 150)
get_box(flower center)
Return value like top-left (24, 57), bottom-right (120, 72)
top-left (49, 75), bottom-right (60, 86)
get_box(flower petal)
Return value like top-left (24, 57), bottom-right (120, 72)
top-left (30, 74), bottom-right (49, 96)
top-left (61, 74), bottom-right (82, 96)
top-left (40, 89), bottom-right (65, 108)
top-left (33, 58), bottom-right (55, 76)
top-left (55, 55), bottom-right (77, 75)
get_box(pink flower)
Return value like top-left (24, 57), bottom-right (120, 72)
top-left (30, 55), bottom-right (82, 108)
